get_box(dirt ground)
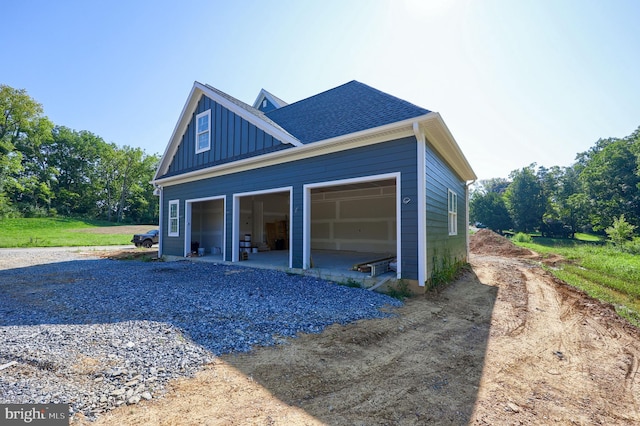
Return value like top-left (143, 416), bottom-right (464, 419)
top-left (75, 230), bottom-right (640, 425)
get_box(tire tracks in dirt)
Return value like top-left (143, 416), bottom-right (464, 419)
top-left (471, 254), bottom-right (640, 425)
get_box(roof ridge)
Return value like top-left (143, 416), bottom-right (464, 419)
top-left (274, 80), bottom-right (358, 111)
top-left (263, 80), bottom-right (430, 144)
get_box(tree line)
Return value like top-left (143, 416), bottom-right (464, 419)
top-left (471, 126), bottom-right (640, 243)
top-left (0, 84), bottom-right (159, 223)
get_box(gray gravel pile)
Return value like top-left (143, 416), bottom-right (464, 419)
top-left (0, 256), bottom-right (402, 419)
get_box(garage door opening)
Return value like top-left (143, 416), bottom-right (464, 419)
top-left (233, 187), bottom-right (292, 268)
top-left (185, 197), bottom-right (225, 259)
top-left (304, 174), bottom-right (400, 278)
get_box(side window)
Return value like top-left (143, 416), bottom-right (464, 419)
top-left (195, 110), bottom-right (211, 154)
top-left (448, 189), bottom-right (458, 236)
top-left (168, 200), bottom-right (179, 236)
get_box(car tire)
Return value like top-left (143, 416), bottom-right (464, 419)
top-left (142, 240), bottom-right (153, 248)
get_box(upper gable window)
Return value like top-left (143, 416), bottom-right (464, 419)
top-left (195, 110), bottom-right (211, 154)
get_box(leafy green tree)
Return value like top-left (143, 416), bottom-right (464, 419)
top-left (470, 191), bottom-right (512, 233)
top-left (578, 136), bottom-right (640, 230)
top-left (0, 85), bottom-right (53, 215)
top-left (49, 127), bottom-right (108, 216)
top-left (93, 143), bottom-right (158, 223)
top-left (504, 164), bottom-right (545, 233)
top-left (478, 177), bottom-right (510, 194)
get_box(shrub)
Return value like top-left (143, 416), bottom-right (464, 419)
top-left (385, 280), bottom-right (412, 300)
top-left (427, 250), bottom-right (468, 291)
top-left (622, 237), bottom-right (640, 255)
top-left (512, 232), bottom-right (533, 243)
top-left (605, 215), bottom-right (636, 247)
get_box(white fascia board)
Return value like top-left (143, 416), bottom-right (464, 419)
top-left (154, 83), bottom-right (202, 180)
top-left (420, 113), bottom-right (477, 182)
top-left (195, 83), bottom-right (300, 147)
top-left (155, 82), bottom-right (302, 178)
top-left (252, 88), bottom-right (288, 109)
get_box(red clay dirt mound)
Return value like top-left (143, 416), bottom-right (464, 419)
top-left (470, 229), bottom-right (534, 257)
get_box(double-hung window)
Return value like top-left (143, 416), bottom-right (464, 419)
top-left (195, 110), bottom-right (211, 154)
top-left (448, 189), bottom-right (458, 236)
top-left (168, 200), bottom-right (179, 237)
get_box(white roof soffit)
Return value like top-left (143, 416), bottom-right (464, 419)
top-left (154, 82), bottom-right (301, 179)
top-left (419, 112), bottom-right (477, 182)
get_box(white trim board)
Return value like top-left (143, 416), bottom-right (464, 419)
top-left (414, 123), bottom-right (428, 287)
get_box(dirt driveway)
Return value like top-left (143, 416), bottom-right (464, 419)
top-left (75, 232), bottom-right (639, 425)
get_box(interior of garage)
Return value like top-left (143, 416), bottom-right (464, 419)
top-left (189, 198), bottom-right (225, 256)
top-left (237, 191), bottom-right (290, 266)
top-left (187, 180), bottom-right (398, 282)
top-left (309, 178), bottom-right (397, 277)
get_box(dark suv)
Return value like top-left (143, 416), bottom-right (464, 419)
top-left (131, 229), bottom-right (159, 248)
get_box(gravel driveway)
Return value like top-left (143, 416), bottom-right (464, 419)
top-left (0, 248), bottom-right (402, 420)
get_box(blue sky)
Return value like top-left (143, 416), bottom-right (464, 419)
top-left (2, 0), bottom-right (639, 181)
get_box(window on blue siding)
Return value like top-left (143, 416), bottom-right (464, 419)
top-left (168, 200), bottom-right (179, 237)
top-left (448, 189), bottom-right (458, 236)
top-left (195, 110), bottom-right (211, 154)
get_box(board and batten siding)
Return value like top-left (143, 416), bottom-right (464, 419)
top-left (425, 140), bottom-right (467, 281)
top-left (164, 95), bottom-right (289, 177)
top-left (161, 136), bottom-right (421, 279)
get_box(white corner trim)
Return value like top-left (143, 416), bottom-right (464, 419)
top-left (414, 123), bottom-right (427, 287)
top-left (158, 186), bottom-right (164, 256)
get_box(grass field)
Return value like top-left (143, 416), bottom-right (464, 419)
top-left (0, 217), bottom-right (156, 248)
top-left (515, 235), bottom-right (640, 327)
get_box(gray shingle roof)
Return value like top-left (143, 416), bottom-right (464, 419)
top-left (203, 83), bottom-right (296, 141)
top-left (265, 81), bottom-right (431, 144)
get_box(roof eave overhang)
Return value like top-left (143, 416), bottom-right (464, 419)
top-left (153, 112), bottom-right (476, 186)
top-left (417, 112), bottom-right (477, 182)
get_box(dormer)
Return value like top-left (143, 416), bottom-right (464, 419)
top-left (253, 88), bottom-right (288, 113)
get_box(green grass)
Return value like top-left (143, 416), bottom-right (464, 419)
top-left (515, 235), bottom-right (640, 327)
top-left (0, 217), bottom-right (145, 247)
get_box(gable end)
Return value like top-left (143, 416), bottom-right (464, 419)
top-left (163, 94), bottom-right (291, 178)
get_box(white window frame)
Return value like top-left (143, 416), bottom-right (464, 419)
top-left (168, 199), bottom-right (180, 237)
top-left (448, 189), bottom-right (458, 236)
top-left (195, 110), bottom-right (211, 154)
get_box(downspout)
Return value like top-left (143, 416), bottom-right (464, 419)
top-left (413, 122), bottom-right (427, 287)
top-left (465, 179), bottom-right (476, 260)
